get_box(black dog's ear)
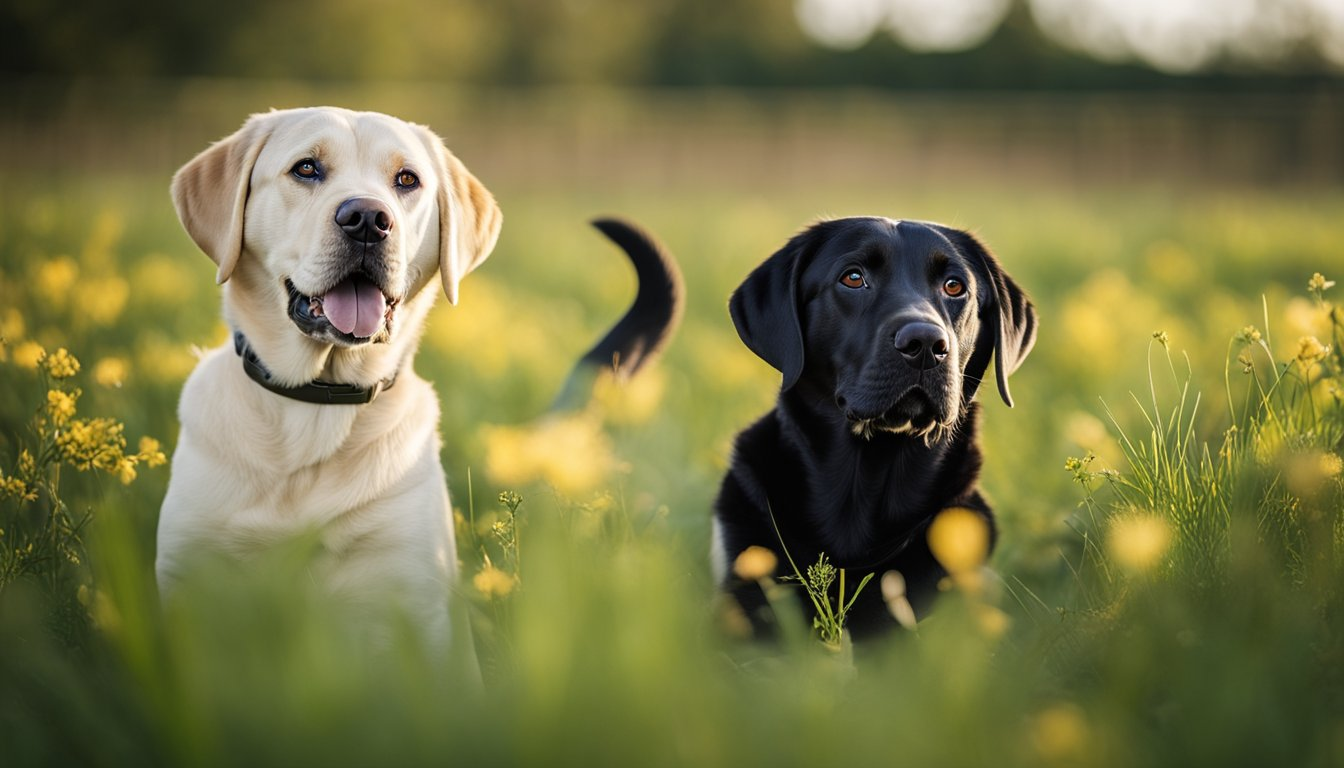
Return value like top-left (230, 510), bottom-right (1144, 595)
top-left (729, 229), bottom-right (815, 390)
top-left (936, 226), bottom-right (1037, 407)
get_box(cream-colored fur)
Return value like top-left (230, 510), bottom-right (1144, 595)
top-left (156, 107), bottom-right (500, 649)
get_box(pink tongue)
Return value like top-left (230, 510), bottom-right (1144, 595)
top-left (321, 276), bottom-right (386, 338)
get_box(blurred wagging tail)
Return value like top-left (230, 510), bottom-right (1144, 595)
top-left (711, 217), bottom-right (1037, 639)
top-left (155, 107), bottom-right (681, 651)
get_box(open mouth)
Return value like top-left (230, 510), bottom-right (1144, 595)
top-left (286, 275), bottom-right (399, 344)
top-left (845, 388), bottom-right (946, 440)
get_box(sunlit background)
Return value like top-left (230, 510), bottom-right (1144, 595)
top-left (798, 0), bottom-right (1344, 71)
top-left (2, 2), bottom-right (1342, 766)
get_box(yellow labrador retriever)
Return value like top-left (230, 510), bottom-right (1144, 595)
top-left (156, 107), bottom-right (681, 649)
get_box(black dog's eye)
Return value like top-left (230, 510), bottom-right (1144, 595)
top-left (943, 277), bottom-right (966, 297)
top-left (291, 159), bottom-right (321, 181)
top-left (840, 269), bottom-right (866, 289)
top-left (394, 170), bottom-right (420, 190)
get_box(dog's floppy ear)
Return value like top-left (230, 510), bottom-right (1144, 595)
top-left (729, 228), bottom-right (816, 391)
top-left (171, 114), bottom-right (274, 284)
top-left (937, 226), bottom-right (1037, 407)
top-left (419, 127), bottom-right (502, 306)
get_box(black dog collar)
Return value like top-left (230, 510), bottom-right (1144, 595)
top-left (233, 331), bottom-right (396, 405)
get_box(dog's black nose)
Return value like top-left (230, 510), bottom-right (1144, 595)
top-left (895, 323), bottom-right (949, 369)
top-left (335, 197), bottom-right (394, 243)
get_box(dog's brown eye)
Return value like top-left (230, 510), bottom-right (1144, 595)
top-left (943, 278), bottom-right (965, 297)
top-left (395, 170), bottom-right (420, 190)
top-left (840, 269), bottom-right (866, 289)
top-left (291, 159), bottom-right (320, 180)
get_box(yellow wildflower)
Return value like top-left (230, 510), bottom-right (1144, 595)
top-left (927, 507), bottom-right (990, 577)
top-left (18, 450), bottom-right (36, 478)
top-left (42, 347), bottom-right (80, 379)
top-left (1236, 325), bottom-right (1262, 344)
top-left (1107, 513), bottom-right (1171, 573)
top-left (56, 417), bottom-right (126, 471)
top-left (732, 546), bottom-right (778, 581)
top-left (1295, 335), bottom-right (1329, 365)
top-left (13, 340), bottom-right (45, 369)
top-left (46, 388), bottom-right (79, 426)
top-left (472, 562), bottom-right (517, 599)
top-left (1307, 272), bottom-right (1335, 295)
top-left (0, 473), bottom-right (29, 501)
top-left (34, 256), bottom-right (78, 307)
top-left (1237, 351), bottom-right (1254, 374)
top-left (1152, 330), bottom-right (1169, 347)
top-left (137, 436), bottom-right (167, 468)
top-left (115, 458), bottom-right (137, 485)
top-left (1063, 455), bottom-right (1088, 474)
top-left (93, 357), bottom-right (128, 388)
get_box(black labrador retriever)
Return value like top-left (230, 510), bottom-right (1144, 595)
top-left (712, 217), bottom-right (1037, 637)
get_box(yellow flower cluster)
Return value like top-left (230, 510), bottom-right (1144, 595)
top-left (2, 345), bottom-right (168, 487)
top-left (138, 437), bottom-right (168, 468)
top-left (46, 388), bottom-right (79, 426)
top-left (56, 417), bottom-right (126, 472)
top-left (0, 452), bottom-right (38, 502)
top-left (0, 473), bottom-right (30, 501)
top-left (472, 561), bottom-right (517, 599)
top-left (42, 347), bottom-right (81, 379)
top-left (1294, 335), bottom-right (1329, 365)
top-left (18, 450), bottom-right (35, 478)
top-left (54, 418), bottom-right (165, 485)
top-left (1307, 272), bottom-right (1335, 295)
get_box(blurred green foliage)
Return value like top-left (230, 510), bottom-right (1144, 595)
top-left (4, 0), bottom-right (1343, 90)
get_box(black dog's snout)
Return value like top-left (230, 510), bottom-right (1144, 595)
top-left (335, 197), bottom-right (394, 244)
top-left (894, 322), bottom-right (949, 370)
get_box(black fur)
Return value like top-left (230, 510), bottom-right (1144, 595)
top-left (552, 217), bottom-right (685, 411)
top-left (714, 217), bottom-right (1037, 637)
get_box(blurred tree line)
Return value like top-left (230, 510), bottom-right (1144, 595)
top-left (3, 0), bottom-right (1340, 90)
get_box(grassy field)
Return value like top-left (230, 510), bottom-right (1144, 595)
top-left (1, 90), bottom-right (1342, 766)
